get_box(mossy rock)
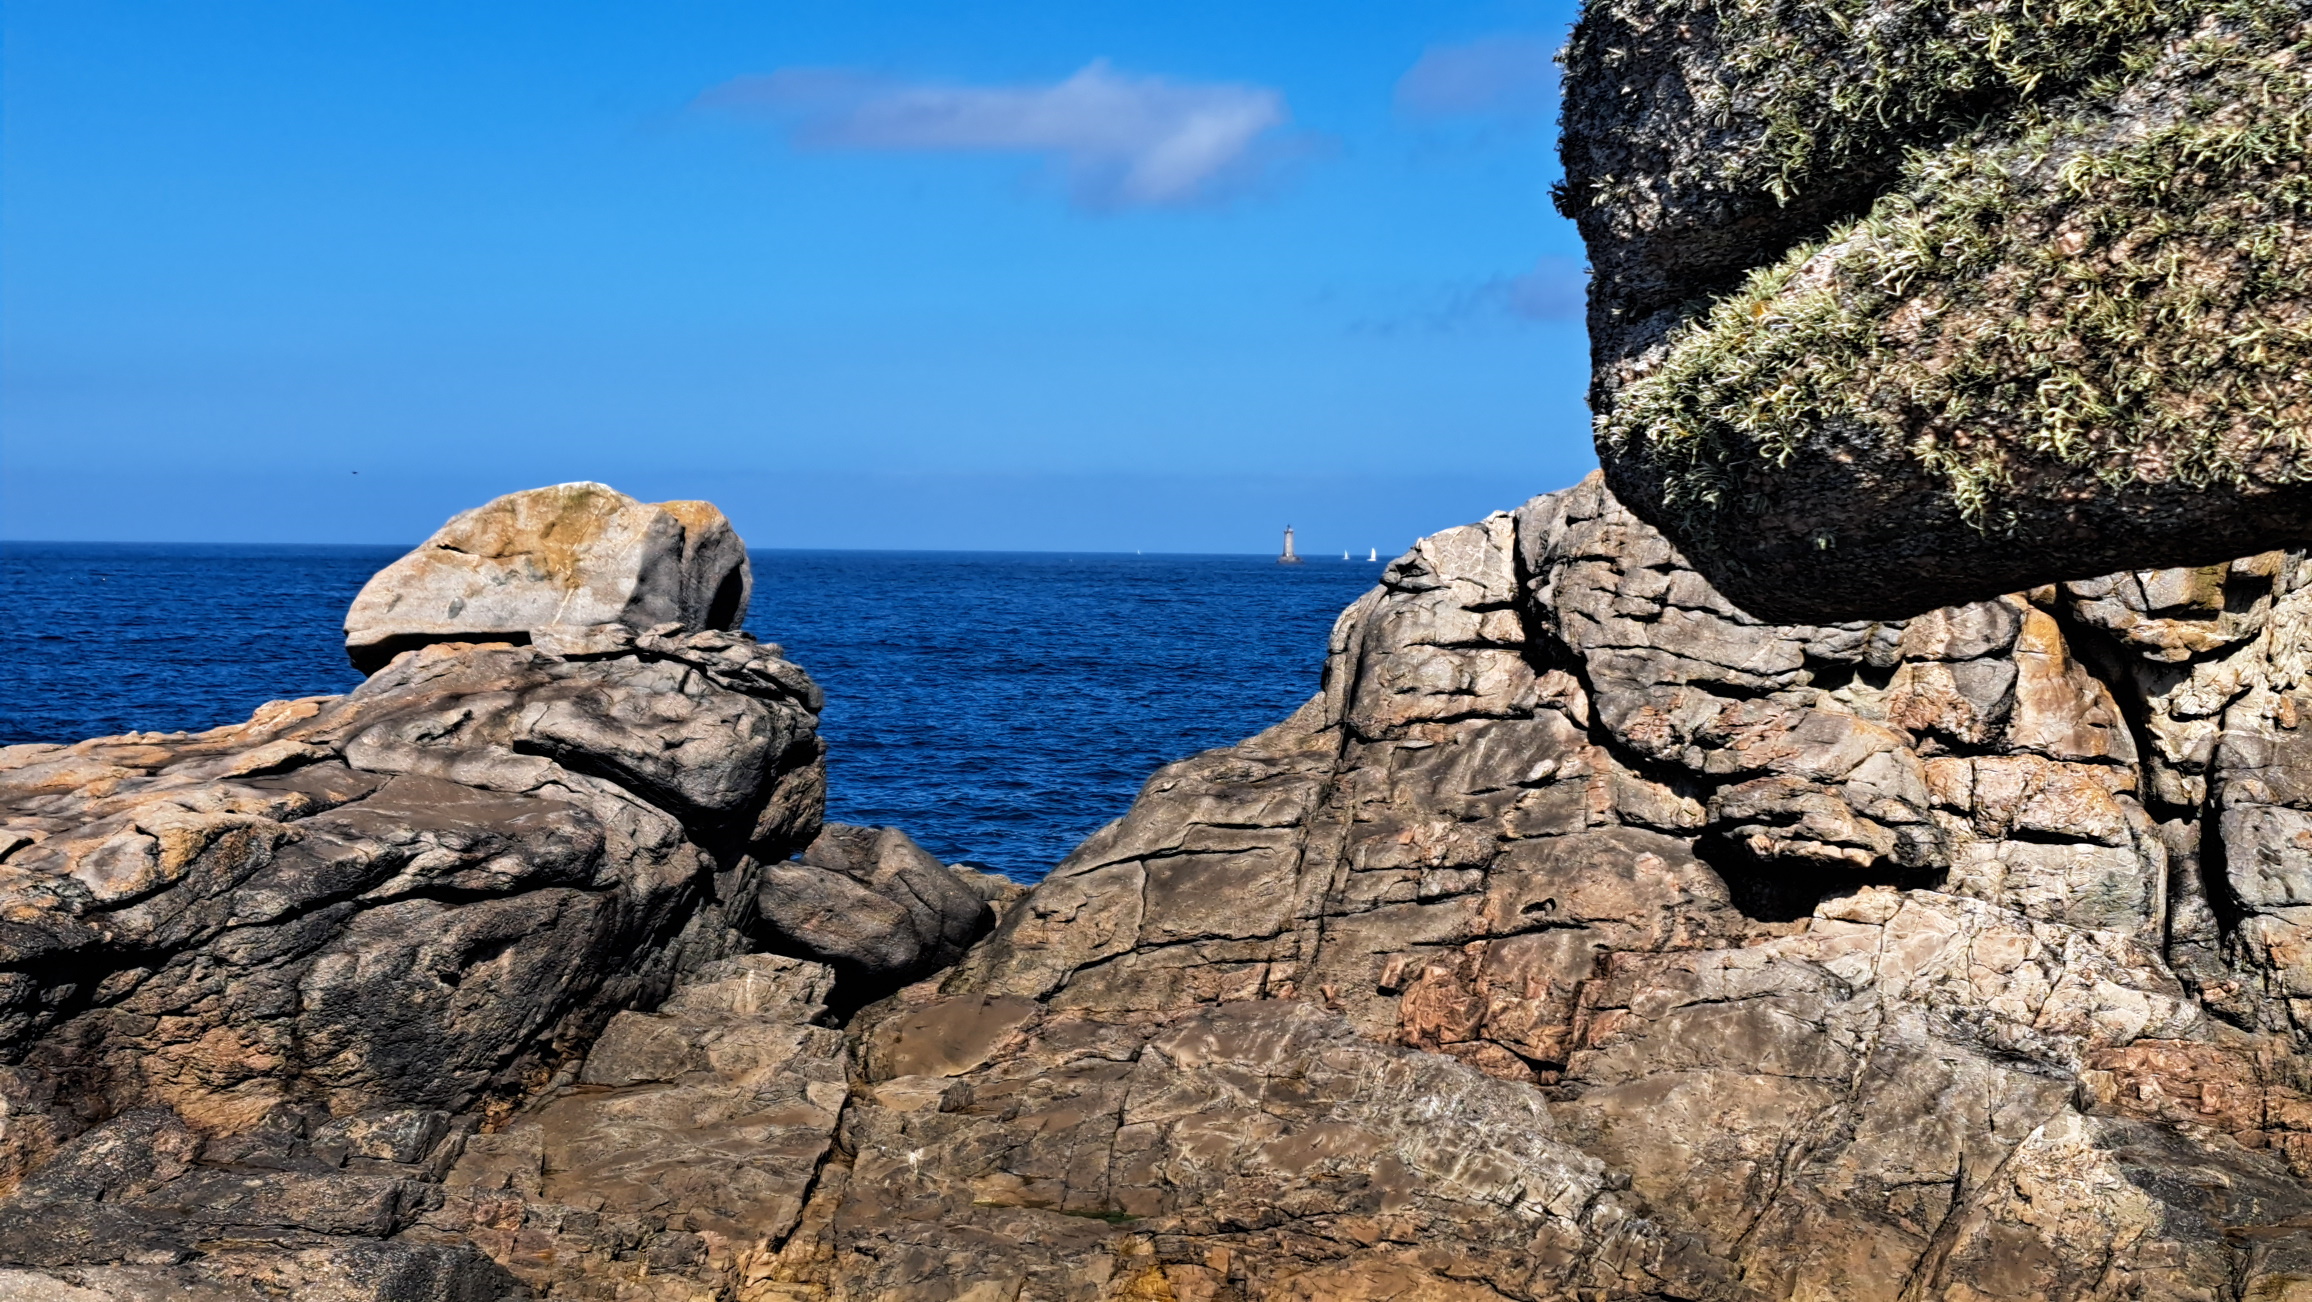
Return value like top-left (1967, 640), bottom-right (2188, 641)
top-left (1566, 0), bottom-right (2312, 620)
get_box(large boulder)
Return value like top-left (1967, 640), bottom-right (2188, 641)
top-left (1562, 0), bottom-right (2312, 620)
top-left (343, 482), bottom-right (753, 673)
top-left (754, 823), bottom-right (997, 988)
top-left (0, 489), bottom-right (841, 1297)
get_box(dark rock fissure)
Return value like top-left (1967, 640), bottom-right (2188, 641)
top-left (1691, 828), bottom-right (1945, 925)
top-left (703, 566), bottom-right (748, 632)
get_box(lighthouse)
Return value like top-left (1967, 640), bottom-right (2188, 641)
top-left (1278, 525), bottom-right (1304, 564)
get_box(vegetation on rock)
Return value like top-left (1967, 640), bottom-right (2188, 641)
top-left (1592, 1), bottom-right (2312, 540)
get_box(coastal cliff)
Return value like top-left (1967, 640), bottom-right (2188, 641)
top-left (2, 478), bottom-right (2308, 1299)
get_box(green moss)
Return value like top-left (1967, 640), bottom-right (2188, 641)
top-left (1572, 0), bottom-right (2220, 212)
top-left (1708, 0), bottom-right (2192, 204)
top-left (1603, 6), bottom-right (2312, 531)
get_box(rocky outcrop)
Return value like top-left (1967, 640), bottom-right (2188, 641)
top-left (0, 639), bottom-right (793, 1118)
top-left (8, 476), bottom-right (2312, 1298)
top-left (0, 615), bottom-right (828, 1256)
top-left (776, 473), bottom-right (2312, 1299)
top-left (1563, 0), bottom-right (2312, 621)
top-left (344, 484), bottom-right (754, 673)
top-left (0, 494), bottom-right (844, 1298)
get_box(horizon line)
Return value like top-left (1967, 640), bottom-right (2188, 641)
top-left (0, 538), bottom-right (1406, 561)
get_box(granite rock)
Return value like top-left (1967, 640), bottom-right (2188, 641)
top-left (428, 953), bottom-right (850, 1298)
top-left (12, 477), bottom-right (2312, 1298)
top-left (343, 482), bottom-right (754, 673)
top-left (754, 824), bottom-right (997, 988)
top-left (0, 498), bottom-right (836, 1298)
top-left (768, 473), bottom-right (2312, 1298)
top-left (0, 621), bottom-right (827, 1173)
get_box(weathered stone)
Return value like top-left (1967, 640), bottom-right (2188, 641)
top-left (768, 474), bottom-right (2312, 1297)
top-left (420, 953), bottom-right (849, 1296)
top-left (754, 823), bottom-right (996, 985)
top-left (4, 1241), bottom-right (519, 1302)
top-left (0, 493), bottom-right (865, 1297)
top-left (812, 998), bottom-right (1720, 1300)
top-left (0, 622), bottom-right (830, 1171)
top-left (343, 482), bottom-right (752, 673)
top-left (16, 475), bottom-right (2312, 1298)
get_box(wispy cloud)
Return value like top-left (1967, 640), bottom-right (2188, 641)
top-left (701, 61), bottom-right (1294, 210)
top-left (1349, 257), bottom-right (1588, 335)
top-left (1489, 256), bottom-right (1587, 321)
top-left (1394, 34), bottom-right (1560, 120)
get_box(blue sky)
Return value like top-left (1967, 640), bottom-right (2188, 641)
top-left (1, 1), bottom-right (1594, 552)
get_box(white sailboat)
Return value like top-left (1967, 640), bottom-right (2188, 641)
top-left (1367, 548), bottom-right (1378, 562)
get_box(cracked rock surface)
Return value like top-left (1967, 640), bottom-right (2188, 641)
top-left (780, 473), bottom-right (2312, 1299)
top-left (0, 607), bottom-right (833, 1297)
top-left (7, 475), bottom-right (2312, 1298)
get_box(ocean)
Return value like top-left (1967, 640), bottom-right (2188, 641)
top-left (0, 543), bottom-right (1383, 881)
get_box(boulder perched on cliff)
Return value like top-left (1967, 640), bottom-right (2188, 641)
top-left (343, 482), bottom-right (753, 673)
top-left (0, 489), bottom-right (840, 1297)
top-left (1563, 0), bottom-right (2312, 620)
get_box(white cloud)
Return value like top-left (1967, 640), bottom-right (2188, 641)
top-left (703, 61), bottom-right (1292, 209)
top-left (1395, 35), bottom-right (1560, 119)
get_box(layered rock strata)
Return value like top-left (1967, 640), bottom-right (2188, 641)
top-left (1563, 0), bottom-right (2312, 620)
top-left (7, 476), bottom-right (2312, 1298)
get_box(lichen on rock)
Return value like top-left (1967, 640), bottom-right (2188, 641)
top-left (1568, 0), bottom-right (2312, 620)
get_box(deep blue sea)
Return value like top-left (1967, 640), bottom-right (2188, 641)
top-left (0, 544), bottom-right (1381, 881)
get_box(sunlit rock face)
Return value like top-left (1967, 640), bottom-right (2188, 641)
top-left (0, 490), bottom-right (834, 1299)
top-left (1561, 0), bottom-right (2312, 622)
top-left (7, 476), bottom-right (2312, 1299)
top-left (343, 481), bottom-right (753, 673)
top-left (0, 631), bottom-right (829, 1141)
top-left (781, 472), bottom-right (2308, 1299)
